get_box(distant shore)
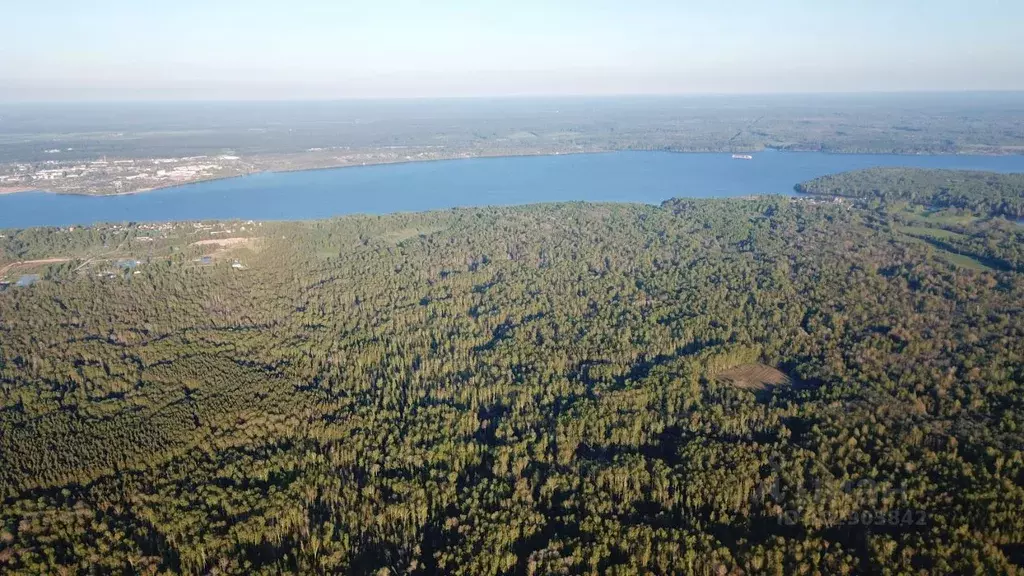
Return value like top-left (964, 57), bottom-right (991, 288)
top-left (0, 150), bottom-right (596, 198)
top-left (267, 149), bottom-right (603, 177)
top-left (4, 147), bottom-right (1024, 198)
top-left (2, 173), bottom-right (255, 198)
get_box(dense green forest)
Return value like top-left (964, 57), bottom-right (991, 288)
top-left (795, 167), bottom-right (1024, 218)
top-left (0, 197), bottom-right (1022, 575)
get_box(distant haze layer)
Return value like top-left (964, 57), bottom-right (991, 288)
top-left (1, 0), bottom-right (1023, 100)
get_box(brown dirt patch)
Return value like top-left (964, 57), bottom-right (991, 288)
top-left (717, 363), bottom-right (792, 391)
top-left (0, 258), bottom-right (72, 278)
top-left (190, 237), bottom-right (262, 259)
top-left (190, 237), bottom-right (257, 247)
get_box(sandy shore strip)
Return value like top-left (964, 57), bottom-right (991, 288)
top-left (0, 187), bottom-right (37, 195)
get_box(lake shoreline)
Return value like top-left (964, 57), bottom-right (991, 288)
top-left (0, 187), bottom-right (37, 195)
top-left (4, 150), bottom-right (1024, 229)
top-left (2, 150), bottom-right (607, 198)
top-left (8, 173), bottom-right (256, 198)
top-left (7, 147), bottom-right (1022, 198)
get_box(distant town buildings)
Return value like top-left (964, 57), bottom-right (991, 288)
top-left (0, 155), bottom-right (247, 193)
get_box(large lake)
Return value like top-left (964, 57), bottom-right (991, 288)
top-left (3, 151), bottom-right (1024, 228)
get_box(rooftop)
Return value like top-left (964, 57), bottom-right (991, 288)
top-left (16, 274), bottom-right (40, 287)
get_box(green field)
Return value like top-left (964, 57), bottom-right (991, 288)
top-left (897, 224), bottom-right (967, 240)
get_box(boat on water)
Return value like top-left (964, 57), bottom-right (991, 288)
top-left (732, 154), bottom-right (754, 160)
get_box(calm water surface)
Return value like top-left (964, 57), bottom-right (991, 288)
top-left (3, 151), bottom-right (1024, 228)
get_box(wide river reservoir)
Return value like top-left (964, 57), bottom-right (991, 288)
top-left (3, 151), bottom-right (1024, 228)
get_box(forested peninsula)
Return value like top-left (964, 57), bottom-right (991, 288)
top-left (1, 194), bottom-right (1023, 574)
top-left (796, 167), bottom-right (1024, 218)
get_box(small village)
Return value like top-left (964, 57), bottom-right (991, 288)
top-left (0, 155), bottom-right (249, 195)
top-left (0, 220), bottom-right (262, 290)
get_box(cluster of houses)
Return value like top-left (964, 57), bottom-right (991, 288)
top-left (0, 155), bottom-right (245, 188)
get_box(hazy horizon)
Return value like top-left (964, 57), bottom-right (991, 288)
top-left (0, 91), bottom-right (1021, 108)
top-left (3, 0), bottom-right (1023, 102)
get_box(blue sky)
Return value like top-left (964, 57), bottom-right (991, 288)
top-left (2, 0), bottom-right (1022, 100)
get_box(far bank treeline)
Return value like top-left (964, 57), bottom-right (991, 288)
top-left (795, 167), bottom-right (1024, 218)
